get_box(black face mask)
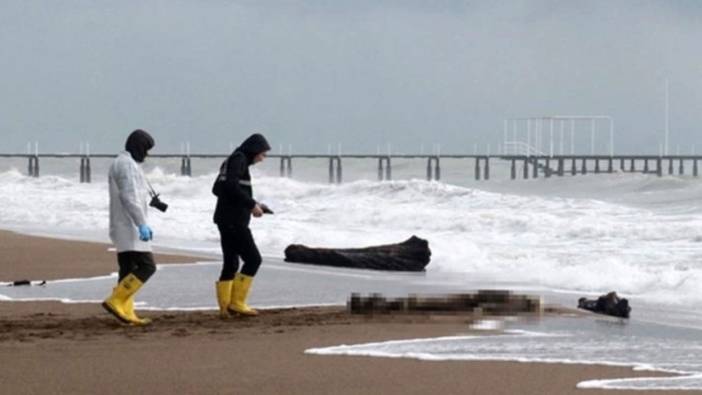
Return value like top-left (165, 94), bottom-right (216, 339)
top-left (125, 129), bottom-right (155, 163)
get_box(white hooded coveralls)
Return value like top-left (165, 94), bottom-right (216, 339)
top-left (108, 151), bottom-right (151, 252)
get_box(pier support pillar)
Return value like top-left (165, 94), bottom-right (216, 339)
top-left (644, 159), bottom-right (649, 173)
top-left (80, 156), bottom-right (92, 183)
top-left (558, 158), bottom-right (564, 176)
top-left (328, 157), bottom-right (334, 183)
top-left (581, 158), bottom-right (587, 175)
top-left (656, 157), bottom-right (663, 177)
top-left (426, 157), bottom-right (440, 181)
top-left (668, 158), bottom-right (674, 175)
top-left (377, 157), bottom-right (391, 181)
top-left (595, 159), bottom-right (601, 174)
top-left (475, 158), bottom-right (481, 181)
top-left (532, 158), bottom-right (538, 178)
top-left (510, 159), bottom-right (516, 180)
top-left (545, 158), bottom-right (551, 178)
top-left (337, 157), bottom-right (342, 183)
top-left (180, 156), bottom-right (192, 176)
top-left (607, 157), bottom-right (613, 173)
top-left (523, 158), bottom-right (529, 179)
top-left (694, 160), bottom-right (699, 177)
top-left (27, 156), bottom-right (39, 178)
top-left (679, 159), bottom-right (684, 175)
top-left (571, 158), bottom-right (577, 175)
top-left (620, 158), bottom-right (625, 171)
top-left (328, 157), bottom-right (342, 184)
top-left (484, 157), bottom-right (490, 180)
top-left (280, 157), bottom-right (291, 178)
top-left (280, 156), bottom-right (293, 178)
top-left (630, 159), bottom-right (635, 172)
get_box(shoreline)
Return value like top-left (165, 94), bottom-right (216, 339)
top-left (0, 229), bottom-right (699, 394)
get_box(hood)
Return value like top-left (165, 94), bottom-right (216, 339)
top-left (236, 133), bottom-right (271, 164)
top-left (125, 129), bottom-right (155, 163)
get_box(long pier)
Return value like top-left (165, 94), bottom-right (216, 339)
top-left (0, 153), bottom-right (700, 183)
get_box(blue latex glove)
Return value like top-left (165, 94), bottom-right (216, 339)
top-left (138, 224), bottom-right (153, 241)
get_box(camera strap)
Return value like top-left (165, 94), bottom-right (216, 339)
top-left (145, 179), bottom-right (158, 198)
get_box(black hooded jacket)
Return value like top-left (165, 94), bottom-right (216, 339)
top-left (125, 129), bottom-right (155, 163)
top-left (213, 134), bottom-right (271, 227)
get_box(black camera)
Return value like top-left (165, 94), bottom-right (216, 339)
top-left (149, 194), bottom-right (168, 212)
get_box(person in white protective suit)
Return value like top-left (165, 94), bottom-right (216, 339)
top-left (102, 129), bottom-right (157, 325)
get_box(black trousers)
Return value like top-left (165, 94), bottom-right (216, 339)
top-left (117, 251), bottom-right (157, 283)
top-left (218, 224), bottom-right (262, 280)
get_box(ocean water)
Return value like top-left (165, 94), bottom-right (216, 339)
top-left (1, 158), bottom-right (701, 307)
top-left (306, 316), bottom-right (702, 391)
top-left (1, 158), bottom-right (701, 390)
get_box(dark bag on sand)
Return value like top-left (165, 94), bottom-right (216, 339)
top-left (284, 236), bottom-right (431, 272)
top-left (578, 291), bottom-right (631, 318)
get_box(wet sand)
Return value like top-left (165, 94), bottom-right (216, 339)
top-left (0, 230), bottom-right (697, 395)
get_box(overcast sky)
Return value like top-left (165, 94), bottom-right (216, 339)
top-left (0, 0), bottom-right (700, 154)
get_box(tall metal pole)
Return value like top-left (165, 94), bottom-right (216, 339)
top-left (527, 119), bottom-right (532, 156)
top-left (549, 118), bottom-right (554, 157)
top-left (534, 118), bottom-right (543, 152)
top-left (590, 119), bottom-right (596, 155)
top-left (609, 117), bottom-right (614, 156)
top-left (559, 120), bottom-right (564, 155)
top-left (512, 120), bottom-right (517, 155)
top-left (665, 78), bottom-right (670, 156)
top-left (570, 119), bottom-right (575, 155)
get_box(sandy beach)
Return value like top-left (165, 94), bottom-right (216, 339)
top-left (0, 230), bottom-right (698, 395)
top-left (0, 229), bottom-right (200, 281)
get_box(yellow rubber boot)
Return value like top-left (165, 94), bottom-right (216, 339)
top-left (215, 280), bottom-right (233, 318)
top-left (125, 296), bottom-right (152, 325)
top-left (102, 273), bottom-right (146, 324)
top-left (228, 273), bottom-right (258, 316)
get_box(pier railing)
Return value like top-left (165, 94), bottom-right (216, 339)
top-left (0, 153), bottom-right (700, 183)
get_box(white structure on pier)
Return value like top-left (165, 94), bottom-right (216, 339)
top-left (502, 116), bottom-right (614, 157)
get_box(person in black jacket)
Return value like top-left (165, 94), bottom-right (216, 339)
top-left (212, 133), bottom-right (271, 317)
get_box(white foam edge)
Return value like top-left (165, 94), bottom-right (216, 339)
top-left (469, 319), bottom-right (504, 331)
top-left (577, 373), bottom-right (702, 390)
top-left (0, 296), bottom-right (103, 304)
top-left (306, 329), bottom-right (553, 355)
top-left (306, 347), bottom-right (695, 385)
top-left (2, 261), bottom-right (221, 287)
top-left (1, 274), bottom-right (116, 287)
top-left (305, 331), bottom-right (698, 382)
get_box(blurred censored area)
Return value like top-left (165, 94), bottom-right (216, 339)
top-left (348, 290), bottom-right (542, 316)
